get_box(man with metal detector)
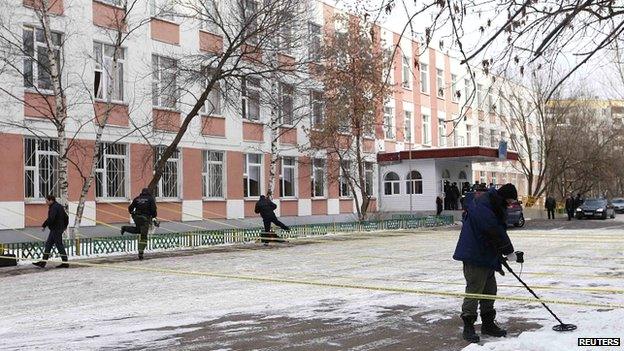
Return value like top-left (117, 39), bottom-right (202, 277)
top-left (453, 183), bottom-right (524, 343)
top-left (255, 193), bottom-right (290, 244)
top-left (120, 188), bottom-right (157, 260)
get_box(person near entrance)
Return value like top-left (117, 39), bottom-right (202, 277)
top-left (255, 193), bottom-right (290, 243)
top-left (33, 195), bottom-right (70, 268)
top-left (565, 194), bottom-right (575, 221)
top-left (436, 196), bottom-right (443, 215)
top-left (545, 195), bottom-right (557, 219)
top-left (121, 188), bottom-right (157, 260)
top-left (453, 183), bottom-right (521, 343)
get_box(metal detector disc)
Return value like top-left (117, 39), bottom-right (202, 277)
top-left (553, 324), bottom-right (577, 332)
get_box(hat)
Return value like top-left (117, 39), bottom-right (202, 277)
top-left (497, 183), bottom-right (518, 200)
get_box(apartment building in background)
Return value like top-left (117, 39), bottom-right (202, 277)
top-left (0, 0), bottom-right (531, 229)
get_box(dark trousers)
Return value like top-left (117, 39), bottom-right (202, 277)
top-left (121, 215), bottom-right (150, 254)
top-left (42, 229), bottom-right (68, 265)
top-left (461, 262), bottom-right (497, 318)
top-left (566, 209), bottom-right (574, 221)
top-left (436, 205), bottom-right (443, 216)
top-left (547, 209), bottom-right (555, 219)
top-left (263, 216), bottom-right (290, 233)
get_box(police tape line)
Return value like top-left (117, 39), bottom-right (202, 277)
top-left (2, 255), bottom-right (622, 309)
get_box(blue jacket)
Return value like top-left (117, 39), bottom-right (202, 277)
top-left (453, 189), bottom-right (514, 270)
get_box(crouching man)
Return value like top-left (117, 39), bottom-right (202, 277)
top-left (453, 183), bottom-right (521, 343)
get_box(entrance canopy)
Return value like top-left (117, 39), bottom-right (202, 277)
top-left (377, 146), bottom-right (519, 164)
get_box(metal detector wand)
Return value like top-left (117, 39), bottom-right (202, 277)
top-left (501, 258), bottom-right (577, 332)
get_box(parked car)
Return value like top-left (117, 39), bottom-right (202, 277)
top-left (507, 200), bottom-right (525, 227)
top-left (612, 198), bottom-right (624, 213)
top-left (461, 191), bottom-right (525, 228)
top-left (575, 198), bottom-right (616, 219)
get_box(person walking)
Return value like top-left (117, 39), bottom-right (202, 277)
top-left (452, 182), bottom-right (461, 210)
top-left (545, 195), bottom-right (556, 220)
top-left (436, 196), bottom-right (443, 215)
top-left (33, 195), bottom-right (70, 268)
top-left (255, 194), bottom-right (290, 243)
top-left (121, 188), bottom-right (157, 260)
top-left (453, 183), bottom-right (522, 343)
top-left (565, 194), bottom-right (576, 221)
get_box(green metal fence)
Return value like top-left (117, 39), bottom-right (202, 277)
top-left (2, 215), bottom-right (454, 260)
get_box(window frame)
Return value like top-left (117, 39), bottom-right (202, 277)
top-left (152, 55), bottom-right (178, 109)
top-left (339, 160), bottom-right (352, 198)
top-left (93, 41), bottom-right (125, 103)
top-left (436, 68), bottom-right (444, 98)
top-left (242, 77), bottom-right (261, 121)
top-left (243, 153), bottom-right (262, 198)
top-left (23, 26), bottom-right (62, 91)
top-left (364, 162), bottom-right (374, 196)
top-left (383, 106), bottom-right (395, 140)
top-left (308, 22), bottom-right (322, 62)
top-left (24, 138), bottom-right (59, 200)
top-left (419, 63), bottom-right (429, 94)
top-left (451, 74), bottom-right (458, 102)
top-left (202, 150), bottom-right (225, 199)
top-left (422, 114), bottom-right (431, 145)
top-left (383, 172), bottom-right (401, 196)
top-left (404, 110), bottom-right (412, 143)
top-left (402, 54), bottom-right (412, 89)
top-left (95, 142), bottom-right (128, 200)
top-left (310, 90), bottom-right (324, 127)
top-left (438, 118), bottom-right (446, 147)
top-left (154, 145), bottom-right (181, 199)
top-left (280, 156), bottom-right (296, 198)
top-left (279, 82), bottom-right (294, 125)
top-left (406, 170), bottom-right (423, 195)
top-left (311, 158), bottom-right (326, 198)
top-left (202, 70), bottom-right (222, 116)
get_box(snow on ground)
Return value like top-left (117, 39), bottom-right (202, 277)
top-left (0, 221), bottom-right (623, 350)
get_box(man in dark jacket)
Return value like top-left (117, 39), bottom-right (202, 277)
top-left (33, 195), bottom-right (69, 268)
top-left (255, 194), bottom-right (290, 242)
top-left (545, 195), bottom-right (556, 220)
top-left (436, 196), bottom-right (443, 215)
top-left (574, 193), bottom-right (583, 209)
top-left (565, 194), bottom-right (576, 221)
top-left (121, 188), bottom-right (157, 260)
top-left (453, 183), bottom-right (520, 343)
top-left (451, 182), bottom-right (461, 210)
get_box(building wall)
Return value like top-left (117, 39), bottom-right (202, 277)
top-left (0, 1), bottom-right (529, 228)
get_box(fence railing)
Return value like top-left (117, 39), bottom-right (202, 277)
top-left (1, 215), bottom-right (454, 260)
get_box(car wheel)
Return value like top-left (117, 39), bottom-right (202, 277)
top-left (514, 214), bottom-right (525, 227)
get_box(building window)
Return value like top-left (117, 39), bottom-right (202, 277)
top-left (96, 143), bottom-right (127, 198)
top-left (438, 118), bottom-right (446, 147)
top-left (202, 150), bottom-right (224, 198)
top-left (406, 170), bottom-right (423, 194)
top-left (477, 84), bottom-right (484, 108)
top-left (93, 42), bottom-right (124, 102)
top-left (451, 74), bottom-right (458, 102)
top-left (203, 70), bottom-right (221, 116)
top-left (279, 82), bottom-right (294, 125)
top-left (23, 27), bottom-right (62, 90)
top-left (487, 94), bottom-right (494, 113)
top-left (150, 0), bottom-right (176, 20)
top-left (479, 171), bottom-right (486, 184)
top-left (492, 172), bottom-right (497, 186)
top-left (154, 146), bottom-right (179, 198)
top-left (383, 47), bottom-right (394, 85)
top-left (466, 125), bottom-right (472, 146)
top-left (242, 0), bottom-right (258, 44)
top-left (200, 0), bottom-right (219, 33)
top-left (384, 106), bottom-right (395, 139)
top-left (339, 160), bottom-right (351, 197)
top-left (404, 110), bottom-right (412, 143)
top-left (308, 22), bottom-right (322, 61)
top-left (279, 22), bottom-right (292, 54)
top-left (383, 172), bottom-right (400, 195)
top-left (364, 162), bottom-right (374, 195)
top-left (243, 153), bottom-right (262, 197)
top-left (478, 127), bottom-right (485, 146)
top-left (152, 55), bottom-right (178, 109)
top-left (464, 78), bottom-right (471, 104)
top-left (242, 77), bottom-right (261, 121)
top-left (436, 68), bottom-right (444, 98)
top-left (24, 138), bottom-right (59, 199)
top-left (459, 170), bottom-right (467, 180)
top-left (402, 54), bottom-right (411, 89)
top-left (311, 158), bottom-right (326, 197)
top-left (422, 114), bottom-right (431, 145)
top-left (280, 156), bottom-right (296, 197)
top-left (420, 63), bottom-right (429, 93)
top-left (310, 90), bottom-right (324, 127)
top-left (490, 129), bottom-right (497, 147)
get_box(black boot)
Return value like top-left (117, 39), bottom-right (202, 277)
top-left (138, 252), bottom-right (144, 260)
top-left (56, 263), bottom-right (70, 268)
top-left (462, 315), bottom-right (480, 343)
top-left (32, 261), bottom-right (46, 268)
top-left (481, 310), bottom-right (507, 337)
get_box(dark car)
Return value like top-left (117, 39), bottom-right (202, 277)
top-left (506, 200), bottom-right (525, 227)
top-left (575, 198), bottom-right (616, 219)
top-left (612, 198), bottom-right (624, 213)
top-left (461, 191), bottom-right (524, 228)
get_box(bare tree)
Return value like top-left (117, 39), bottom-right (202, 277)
top-left (307, 13), bottom-right (392, 220)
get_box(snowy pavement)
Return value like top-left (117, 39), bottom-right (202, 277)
top-left (0, 219), bottom-right (623, 350)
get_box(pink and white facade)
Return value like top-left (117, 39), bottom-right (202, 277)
top-left (0, 0), bottom-right (529, 229)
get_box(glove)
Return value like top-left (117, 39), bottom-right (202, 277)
top-left (505, 251), bottom-right (524, 263)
